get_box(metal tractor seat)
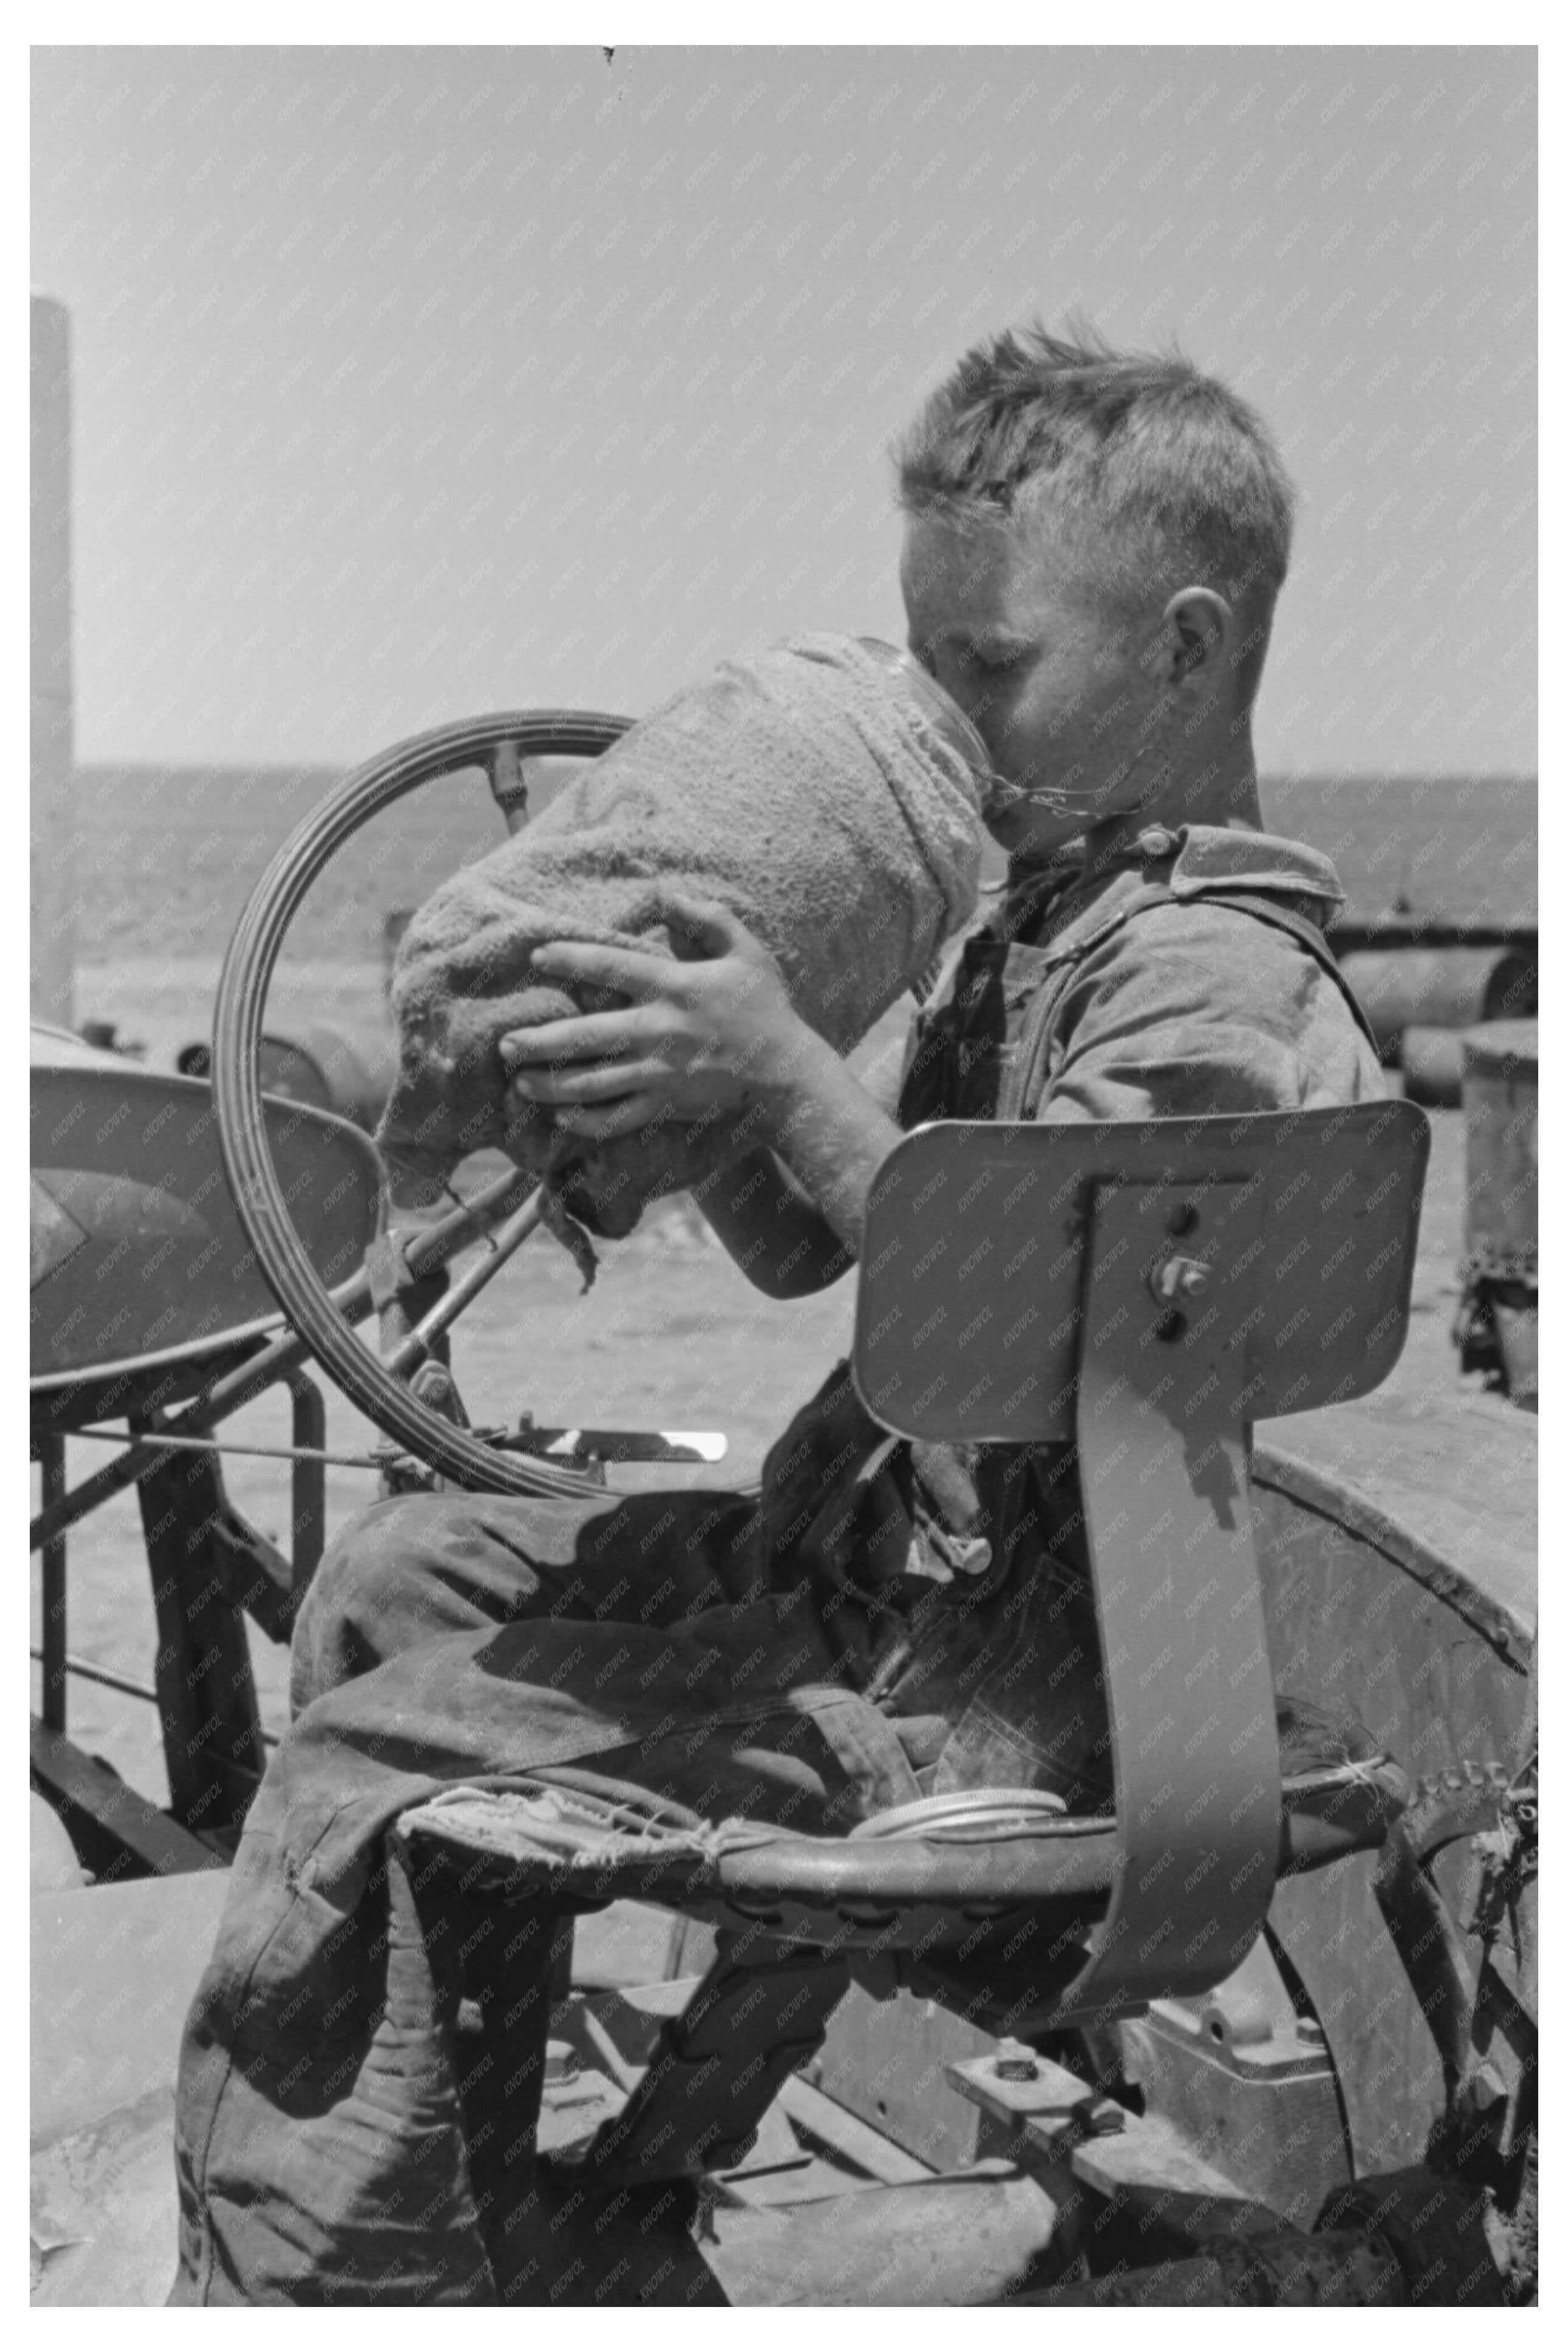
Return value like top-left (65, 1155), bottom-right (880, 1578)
top-left (398, 1102), bottom-right (1429, 2192)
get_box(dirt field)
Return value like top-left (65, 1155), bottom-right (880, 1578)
top-left (33, 947), bottom-right (1478, 1813)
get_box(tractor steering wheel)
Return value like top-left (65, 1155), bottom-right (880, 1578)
top-left (212, 710), bottom-right (631, 1497)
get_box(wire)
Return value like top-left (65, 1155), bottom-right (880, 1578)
top-left (445, 1177), bottom-right (501, 1255)
top-left (28, 1646), bottom-right (282, 1747)
top-left (64, 1424), bottom-right (387, 1471)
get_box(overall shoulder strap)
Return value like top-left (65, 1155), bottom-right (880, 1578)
top-left (1000, 882), bottom-right (1378, 1122)
top-left (1212, 892), bottom-right (1381, 1056)
top-left (997, 883), bottom-right (1176, 1120)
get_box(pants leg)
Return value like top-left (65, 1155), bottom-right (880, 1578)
top-left (175, 1482), bottom-right (914, 2304)
top-left (292, 1482), bottom-right (767, 1712)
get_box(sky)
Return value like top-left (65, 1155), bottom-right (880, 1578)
top-left (32, 43), bottom-right (1537, 775)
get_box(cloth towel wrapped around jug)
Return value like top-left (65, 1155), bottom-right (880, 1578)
top-left (377, 634), bottom-right (990, 1234)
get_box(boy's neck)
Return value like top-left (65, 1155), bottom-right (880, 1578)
top-left (1082, 720), bottom-right (1262, 875)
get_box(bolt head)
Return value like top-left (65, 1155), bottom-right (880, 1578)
top-left (1149, 1252), bottom-right (1212, 1305)
top-left (993, 2038), bottom-right (1039, 2081)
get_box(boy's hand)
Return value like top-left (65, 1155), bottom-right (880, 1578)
top-left (501, 889), bottom-right (811, 1143)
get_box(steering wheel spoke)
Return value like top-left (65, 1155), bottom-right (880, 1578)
top-left (394, 1186), bottom-right (549, 1370)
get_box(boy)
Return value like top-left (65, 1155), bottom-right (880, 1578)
top-left (173, 327), bottom-right (1382, 2303)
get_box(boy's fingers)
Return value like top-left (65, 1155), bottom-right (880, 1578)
top-left (553, 1091), bottom-right (662, 1140)
top-left (501, 1013), bottom-right (639, 1067)
top-left (656, 889), bottom-right (744, 954)
top-left (530, 940), bottom-right (674, 993)
top-left (509, 1058), bottom-right (657, 1105)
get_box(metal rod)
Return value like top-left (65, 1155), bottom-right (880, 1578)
top-left (58, 1425), bottom-right (390, 1469)
top-left (27, 1643), bottom-right (282, 1746)
top-left (29, 1160), bottom-right (538, 1554)
top-left (384, 1188), bottom-right (546, 1373)
top-left (38, 1435), bottom-right (67, 1732)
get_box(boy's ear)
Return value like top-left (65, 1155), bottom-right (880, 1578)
top-left (1161, 586), bottom-right (1232, 685)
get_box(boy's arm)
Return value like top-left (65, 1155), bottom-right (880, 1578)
top-left (690, 1148), bottom-right (853, 1298)
top-left (750, 1026), bottom-right (908, 1257)
top-left (690, 1011), bottom-right (914, 1296)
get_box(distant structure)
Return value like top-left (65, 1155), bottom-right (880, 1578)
top-left (32, 293), bottom-right (75, 1029)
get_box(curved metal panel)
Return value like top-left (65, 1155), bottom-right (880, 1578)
top-left (30, 1042), bottom-right (384, 1393)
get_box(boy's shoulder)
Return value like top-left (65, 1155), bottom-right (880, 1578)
top-left (1027, 829), bottom-right (1381, 1119)
top-left (994, 822), bottom-right (1345, 957)
top-left (1156, 823), bottom-right (1346, 914)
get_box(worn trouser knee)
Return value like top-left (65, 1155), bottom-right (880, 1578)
top-left (291, 1491), bottom-right (542, 1713)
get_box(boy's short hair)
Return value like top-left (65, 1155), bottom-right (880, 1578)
top-left (897, 322), bottom-right (1297, 704)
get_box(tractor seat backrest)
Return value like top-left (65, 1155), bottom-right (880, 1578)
top-left (852, 1104), bottom-right (1430, 1445)
top-left (852, 1104), bottom-right (1430, 2024)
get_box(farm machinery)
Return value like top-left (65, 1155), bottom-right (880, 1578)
top-left (30, 716), bottom-right (1538, 2306)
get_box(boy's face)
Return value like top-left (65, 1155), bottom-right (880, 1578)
top-left (900, 503), bottom-right (1160, 857)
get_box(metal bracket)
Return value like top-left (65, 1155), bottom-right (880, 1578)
top-left (485, 737), bottom-right (530, 832)
top-left (1049, 1178), bottom-right (1280, 2026)
top-left (30, 1715), bottom-right (224, 1881)
top-left (285, 1371), bottom-right (327, 1591)
top-left (367, 1229), bottom-right (452, 1361)
top-left (557, 1945), bottom-right (850, 2185)
top-left (36, 1433), bottom-right (68, 1732)
top-left (134, 1441), bottom-right (269, 1827)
